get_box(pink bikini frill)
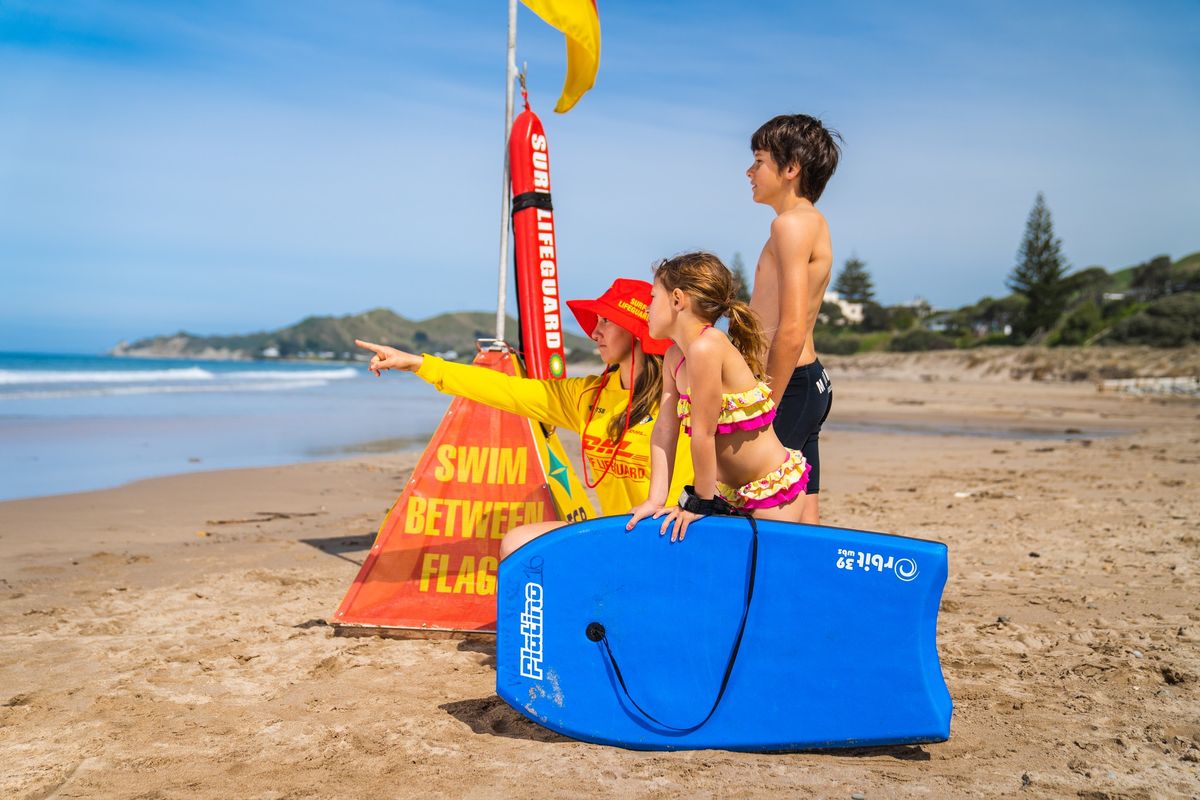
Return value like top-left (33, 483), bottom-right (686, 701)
top-left (677, 382), bottom-right (776, 436)
top-left (738, 461), bottom-right (811, 509)
top-left (717, 450), bottom-right (811, 510)
top-left (715, 406), bottom-right (776, 434)
top-left (683, 407), bottom-right (777, 436)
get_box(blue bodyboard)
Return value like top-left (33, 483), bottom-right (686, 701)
top-left (496, 516), bottom-right (952, 751)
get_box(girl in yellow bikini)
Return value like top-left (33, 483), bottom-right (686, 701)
top-left (627, 251), bottom-right (810, 541)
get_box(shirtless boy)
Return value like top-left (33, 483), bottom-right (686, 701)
top-left (746, 114), bottom-right (841, 525)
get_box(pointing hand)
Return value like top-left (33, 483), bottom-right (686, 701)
top-left (354, 339), bottom-right (424, 376)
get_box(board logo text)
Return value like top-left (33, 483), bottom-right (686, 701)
top-left (520, 581), bottom-right (545, 679)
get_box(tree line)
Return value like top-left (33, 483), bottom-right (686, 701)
top-left (730, 194), bottom-right (1198, 354)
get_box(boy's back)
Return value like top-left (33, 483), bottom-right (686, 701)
top-left (745, 114), bottom-right (841, 525)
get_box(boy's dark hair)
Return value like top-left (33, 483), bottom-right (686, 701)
top-left (751, 114), bottom-right (842, 202)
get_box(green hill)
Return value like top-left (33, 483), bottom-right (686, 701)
top-left (111, 309), bottom-right (597, 363)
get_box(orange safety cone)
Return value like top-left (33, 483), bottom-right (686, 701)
top-left (332, 344), bottom-right (593, 635)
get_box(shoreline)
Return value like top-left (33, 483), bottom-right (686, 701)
top-left (2, 367), bottom-right (1198, 797)
top-left (0, 409), bottom-right (1135, 506)
top-left (0, 435), bottom-right (435, 506)
top-left (6, 346), bottom-right (1194, 505)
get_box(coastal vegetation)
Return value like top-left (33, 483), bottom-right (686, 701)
top-left (812, 193), bottom-right (1199, 355)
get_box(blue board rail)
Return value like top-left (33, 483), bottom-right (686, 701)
top-left (496, 515), bottom-right (952, 751)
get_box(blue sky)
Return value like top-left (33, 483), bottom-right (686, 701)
top-left (2, 1), bottom-right (1198, 353)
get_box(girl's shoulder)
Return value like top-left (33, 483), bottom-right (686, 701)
top-left (688, 327), bottom-right (735, 364)
top-left (694, 328), bottom-right (757, 387)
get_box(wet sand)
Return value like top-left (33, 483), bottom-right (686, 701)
top-left (2, 358), bottom-right (1198, 798)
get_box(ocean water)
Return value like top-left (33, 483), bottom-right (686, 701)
top-left (0, 352), bottom-right (450, 502)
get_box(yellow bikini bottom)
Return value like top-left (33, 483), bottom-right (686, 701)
top-left (716, 448), bottom-right (811, 510)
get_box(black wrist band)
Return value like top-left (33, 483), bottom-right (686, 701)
top-left (679, 485), bottom-right (734, 515)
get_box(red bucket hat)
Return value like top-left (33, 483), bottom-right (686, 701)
top-left (566, 278), bottom-right (672, 356)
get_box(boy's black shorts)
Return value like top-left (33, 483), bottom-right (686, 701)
top-left (772, 360), bottom-right (832, 494)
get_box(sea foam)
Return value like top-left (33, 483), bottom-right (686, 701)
top-left (0, 366), bottom-right (357, 387)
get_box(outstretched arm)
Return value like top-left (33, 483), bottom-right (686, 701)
top-left (764, 214), bottom-right (819, 403)
top-left (359, 339), bottom-right (593, 432)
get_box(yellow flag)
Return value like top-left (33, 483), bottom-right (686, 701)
top-left (520, 0), bottom-right (601, 112)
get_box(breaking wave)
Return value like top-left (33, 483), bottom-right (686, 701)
top-left (0, 365), bottom-right (359, 399)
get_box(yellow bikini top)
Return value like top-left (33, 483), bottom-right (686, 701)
top-left (672, 327), bottom-right (776, 436)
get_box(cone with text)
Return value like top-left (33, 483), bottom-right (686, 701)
top-left (332, 347), bottom-right (593, 634)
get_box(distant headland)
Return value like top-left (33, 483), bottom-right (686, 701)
top-left (110, 309), bottom-right (595, 363)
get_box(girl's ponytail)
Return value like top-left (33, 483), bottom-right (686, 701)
top-left (724, 299), bottom-right (768, 380)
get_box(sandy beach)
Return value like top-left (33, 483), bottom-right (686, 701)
top-left (2, 351), bottom-right (1198, 799)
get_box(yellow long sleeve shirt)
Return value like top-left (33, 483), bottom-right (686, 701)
top-left (416, 356), bottom-right (693, 516)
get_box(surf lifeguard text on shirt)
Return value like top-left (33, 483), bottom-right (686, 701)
top-left (581, 434), bottom-right (650, 481)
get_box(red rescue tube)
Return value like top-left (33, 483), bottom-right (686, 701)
top-left (509, 96), bottom-right (567, 380)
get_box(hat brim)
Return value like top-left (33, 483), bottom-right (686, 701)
top-left (566, 298), bottom-right (672, 357)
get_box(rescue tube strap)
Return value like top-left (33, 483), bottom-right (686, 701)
top-left (591, 510), bottom-right (759, 733)
top-left (511, 191), bottom-right (553, 215)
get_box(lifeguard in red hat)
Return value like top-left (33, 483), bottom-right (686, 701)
top-left (355, 278), bottom-right (693, 557)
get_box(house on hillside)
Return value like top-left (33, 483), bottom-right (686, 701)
top-left (896, 296), bottom-right (933, 318)
top-left (822, 290), bottom-right (863, 324)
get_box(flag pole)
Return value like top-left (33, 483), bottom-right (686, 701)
top-left (495, 0), bottom-right (518, 342)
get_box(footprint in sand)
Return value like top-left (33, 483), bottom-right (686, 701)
top-left (84, 551), bottom-right (151, 565)
top-left (73, 619), bottom-right (128, 636)
top-left (308, 654), bottom-right (343, 678)
top-left (18, 565), bottom-right (65, 575)
top-left (247, 569), bottom-right (321, 588)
